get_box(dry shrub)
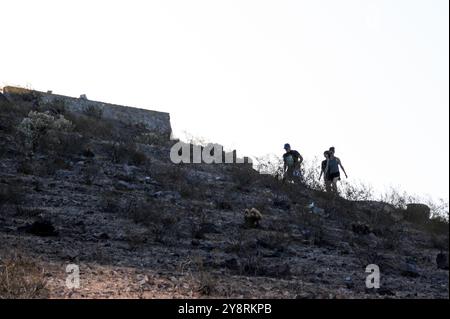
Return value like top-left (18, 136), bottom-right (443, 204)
top-left (189, 255), bottom-right (216, 296)
top-left (238, 250), bottom-right (264, 276)
top-left (254, 154), bottom-right (284, 178)
top-left (301, 157), bottom-right (325, 191)
top-left (340, 180), bottom-right (374, 201)
top-left (379, 187), bottom-right (417, 210)
top-left (17, 111), bottom-right (73, 153)
top-left (0, 253), bottom-right (48, 299)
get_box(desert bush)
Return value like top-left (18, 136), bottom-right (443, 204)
top-left (239, 250), bottom-right (264, 276)
top-left (17, 111), bottom-right (73, 153)
top-left (0, 253), bottom-right (48, 299)
top-left (379, 187), bottom-right (417, 210)
top-left (423, 198), bottom-right (449, 221)
top-left (301, 157), bottom-right (326, 191)
top-left (188, 255), bottom-right (217, 296)
top-left (255, 154), bottom-right (284, 179)
top-left (379, 187), bottom-right (449, 225)
top-left (340, 180), bottom-right (374, 201)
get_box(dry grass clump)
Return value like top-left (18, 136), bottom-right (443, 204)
top-left (0, 253), bottom-right (48, 299)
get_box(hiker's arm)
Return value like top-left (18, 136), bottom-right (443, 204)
top-left (298, 153), bottom-right (303, 164)
top-left (338, 159), bottom-right (348, 178)
top-left (319, 169), bottom-right (323, 180)
top-left (322, 161), bottom-right (329, 180)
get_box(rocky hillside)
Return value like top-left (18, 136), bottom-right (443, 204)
top-left (0, 93), bottom-right (448, 299)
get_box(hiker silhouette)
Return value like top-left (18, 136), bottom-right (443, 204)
top-left (282, 143), bottom-right (303, 183)
top-left (324, 146), bottom-right (348, 194)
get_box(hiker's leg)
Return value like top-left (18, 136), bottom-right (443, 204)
top-left (325, 180), bottom-right (331, 192)
top-left (294, 163), bottom-right (302, 183)
top-left (332, 177), bottom-right (339, 195)
top-left (286, 167), bottom-right (293, 183)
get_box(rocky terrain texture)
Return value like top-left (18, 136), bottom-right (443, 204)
top-left (0, 91), bottom-right (448, 299)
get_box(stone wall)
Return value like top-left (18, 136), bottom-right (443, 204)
top-left (2, 86), bottom-right (172, 138)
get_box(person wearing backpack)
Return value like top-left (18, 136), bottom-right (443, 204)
top-left (325, 147), bottom-right (348, 194)
top-left (282, 143), bottom-right (303, 183)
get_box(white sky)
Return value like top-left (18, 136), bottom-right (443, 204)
top-left (1, 0), bottom-right (448, 201)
